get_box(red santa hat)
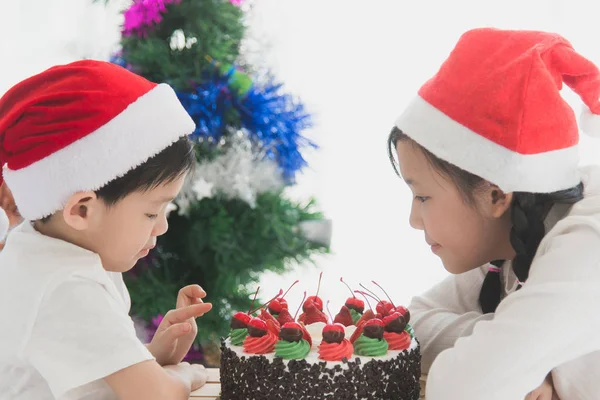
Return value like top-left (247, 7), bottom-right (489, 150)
top-left (0, 60), bottom-right (195, 240)
top-left (395, 28), bottom-right (600, 194)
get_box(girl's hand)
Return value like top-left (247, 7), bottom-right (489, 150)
top-left (147, 285), bottom-right (212, 366)
top-left (525, 374), bottom-right (556, 400)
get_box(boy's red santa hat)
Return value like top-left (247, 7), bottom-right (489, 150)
top-left (0, 60), bottom-right (195, 240)
top-left (396, 28), bottom-right (600, 194)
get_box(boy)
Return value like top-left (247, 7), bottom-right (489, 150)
top-left (0, 60), bottom-right (212, 399)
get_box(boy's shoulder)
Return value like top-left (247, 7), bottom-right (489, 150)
top-left (0, 221), bottom-right (123, 312)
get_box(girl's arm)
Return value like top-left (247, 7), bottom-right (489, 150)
top-left (425, 223), bottom-right (600, 400)
top-left (410, 265), bottom-right (493, 372)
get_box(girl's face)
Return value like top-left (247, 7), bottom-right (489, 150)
top-left (396, 140), bottom-right (514, 274)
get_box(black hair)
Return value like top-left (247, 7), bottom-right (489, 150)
top-left (96, 136), bottom-right (195, 205)
top-left (387, 126), bottom-right (584, 313)
top-left (41, 136), bottom-right (195, 221)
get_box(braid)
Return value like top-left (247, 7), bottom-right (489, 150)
top-left (479, 182), bottom-right (584, 312)
top-left (479, 259), bottom-right (504, 313)
top-left (509, 193), bottom-right (549, 287)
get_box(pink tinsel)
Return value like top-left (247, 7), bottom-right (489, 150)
top-left (229, 0), bottom-right (244, 5)
top-left (123, 0), bottom-right (181, 37)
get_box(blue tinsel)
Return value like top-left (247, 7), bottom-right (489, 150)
top-left (177, 73), bottom-right (314, 182)
top-left (176, 76), bottom-right (232, 143)
top-left (238, 81), bottom-right (315, 182)
top-left (109, 54), bottom-right (314, 182)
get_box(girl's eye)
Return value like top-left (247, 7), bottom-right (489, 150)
top-left (145, 214), bottom-right (158, 220)
top-left (414, 196), bottom-right (429, 203)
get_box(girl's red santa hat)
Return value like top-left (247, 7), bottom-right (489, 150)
top-left (396, 28), bottom-right (600, 194)
top-left (0, 60), bottom-right (195, 240)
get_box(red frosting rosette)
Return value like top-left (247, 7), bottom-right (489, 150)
top-left (318, 338), bottom-right (354, 361)
top-left (383, 330), bottom-right (411, 351)
top-left (243, 331), bottom-right (278, 354)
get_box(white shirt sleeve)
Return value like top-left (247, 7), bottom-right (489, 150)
top-left (425, 223), bottom-right (600, 400)
top-left (409, 266), bottom-right (494, 372)
top-left (24, 275), bottom-right (154, 399)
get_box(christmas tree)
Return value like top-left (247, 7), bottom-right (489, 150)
top-left (107, 0), bottom-right (329, 365)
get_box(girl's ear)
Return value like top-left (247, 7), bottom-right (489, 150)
top-left (488, 187), bottom-right (513, 218)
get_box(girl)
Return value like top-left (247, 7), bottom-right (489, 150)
top-left (390, 28), bottom-right (600, 399)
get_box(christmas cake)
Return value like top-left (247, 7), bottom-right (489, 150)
top-left (220, 275), bottom-right (421, 400)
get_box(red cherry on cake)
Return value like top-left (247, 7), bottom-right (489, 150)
top-left (364, 318), bottom-right (384, 328)
top-left (376, 300), bottom-right (395, 317)
top-left (382, 312), bottom-right (402, 326)
top-left (268, 298), bottom-right (288, 314)
top-left (249, 317), bottom-right (267, 330)
top-left (383, 311), bottom-right (407, 333)
top-left (345, 297), bottom-right (365, 313)
top-left (268, 280), bottom-right (298, 314)
top-left (363, 318), bottom-right (385, 340)
top-left (339, 277), bottom-right (364, 313)
top-left (230, 311), bottom-right (252, 329)
top-left (323, 322), bottom-right (345, 334)
top-left (247, 317), bottom-right (268, 337)
top-left (279, 321), bottom-right (302, 342)
top-left (394, 305), bottom-right (411, 323)
top-left (322, 322), bottom-right (345, 344)
top-left (282, 321), bottom-right (302, 331)
top-left (304, 296), bottom-right (323, 311)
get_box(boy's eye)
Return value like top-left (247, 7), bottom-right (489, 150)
top-left (145, 214), bottom-right (158, 219)
top-left (414, 196), bottom-right (429, 203)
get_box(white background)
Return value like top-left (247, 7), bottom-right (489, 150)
top-left (2, 0), bottom-right (600, 313)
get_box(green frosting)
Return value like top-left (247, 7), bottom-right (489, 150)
top-left (405, 323), bottom-right (415, 339)
top-left (274, 339), bottom-right (310, 360)
top-left (349, 308), bottom-right (362, 324)
top-left (353, 335), bottom-right (388, 357)
top-left (230, 328), bottom-right (248, 346)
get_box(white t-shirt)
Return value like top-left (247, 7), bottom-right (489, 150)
top-left (0, 222), bottom-right (154, 400)
top-left (411, 165), bottom-right (600, 400)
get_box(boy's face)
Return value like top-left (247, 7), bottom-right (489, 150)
top-left (86, 175), bottom-right (186, 272)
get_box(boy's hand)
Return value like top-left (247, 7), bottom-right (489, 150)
top-left (164, 362), bottom-right (208, 392)
top-left (525, 373), bottom-right (556, 400)
top-left (147, 285), bottom-right (212, 366)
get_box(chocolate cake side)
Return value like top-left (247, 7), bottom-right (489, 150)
top-left (220, 338), bottom-right (421, 400)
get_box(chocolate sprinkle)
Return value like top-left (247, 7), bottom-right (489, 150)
top-left (220, 337), bottom-right (421, 399)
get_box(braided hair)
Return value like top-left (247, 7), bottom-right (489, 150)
top-left (387, 127), bottom-right (584, 313)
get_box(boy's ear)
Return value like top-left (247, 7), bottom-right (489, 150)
top-left (62, 191), bottom-right (101, 230)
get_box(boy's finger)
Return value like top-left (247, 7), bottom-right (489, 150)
top-left (165, 303), bottom-right (213, 324)
top-left (177, 285), bottom-right (207, 308)
top-left (161, 322), bottom-right (193, 342)
top-left (179, 285), bottom-right (206, 299)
